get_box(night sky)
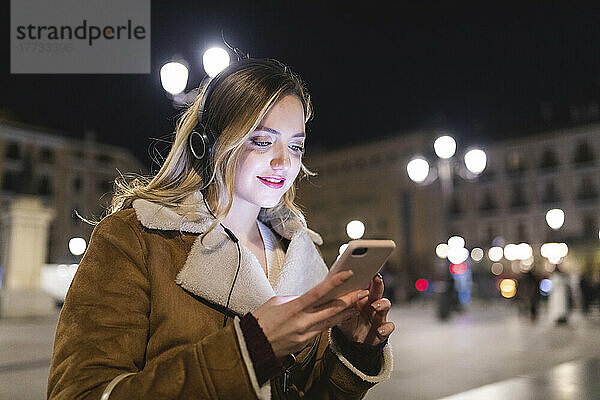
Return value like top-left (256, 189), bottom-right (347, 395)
top-left (2, 2), bottom-right (600, 168)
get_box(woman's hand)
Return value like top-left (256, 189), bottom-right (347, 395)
top-left (336, 274), bottom-right (395, 346)
top-left (251, 270), bottom-right (368, 359)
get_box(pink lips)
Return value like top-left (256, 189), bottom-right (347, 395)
top-left (257, 176), bottom-right (285, 189)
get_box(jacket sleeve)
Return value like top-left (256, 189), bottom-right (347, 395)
top-left (286, 329), bottom-right (392, 399)
top-left (47, 214), bottom-right (260, 400)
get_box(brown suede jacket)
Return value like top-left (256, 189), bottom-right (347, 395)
top-left (47, 191), bottom-right (393, 399)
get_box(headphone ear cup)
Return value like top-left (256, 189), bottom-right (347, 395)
top-left (189, 130), bottom-right (211, 160)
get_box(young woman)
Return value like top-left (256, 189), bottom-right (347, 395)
top-left (48, 58), bottom-right (394, 399)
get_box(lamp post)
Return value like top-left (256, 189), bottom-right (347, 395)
top-left (407, 134), bottom-right (487, 310)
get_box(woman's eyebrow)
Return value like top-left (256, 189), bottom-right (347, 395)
top-left (255, 125), bottom-right (305, 138)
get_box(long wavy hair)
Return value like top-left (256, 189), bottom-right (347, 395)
top-left (108, 59), bottom-right (314, 239)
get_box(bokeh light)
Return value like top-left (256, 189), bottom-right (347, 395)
top-left (69, 237), bottom-right (87, 256)
top-left (464, 149), bottom-right (487, 174)
top-left (491, 262), bottom-right (503, 275)
top-left (415, 278), bottom-right (429, 292)
top-left (545, 208), bottom-right (565, 230)
top-left (503, 243), bottom-right (518, 261)
top-left (160, 62), bottom-right (189, 95)
top-left (436, 243), bottom-right (450, 259)
top-left (407, 157), bottom-right (430, 183)
top-left (450, 262), bottom-right (467, 275)
top-left (448, 235), bottom-right (465, 249)
top-left (471, 247), bottom-right (484, 262)
top-left (488, 246), bottom-right (503, 262)
top-left (346, 220), bottom-right (365, 239)
top-left (500, 279), bottom-right (517, 298)
top-left (202, 47), bottom-right (230, 78)
top-left (434, 135), bottom-right (457, 159)
top-left (540, 279), bottom-right (552, 296)
top-left (447, 247), bottom-right (469, 264)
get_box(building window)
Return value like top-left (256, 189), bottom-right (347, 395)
top-left (539, 148), bottom-right (559, 169)
top-left (480, 191), bottom-right (498, 213)
top-left (542, 182), bottom-right (561, 204)
top-left (38, 176), bottom-right (52, 196)
top-left (39, 147), bottom-right (54, 163)
top-left (2, 172), bottom-right (18, 191)
top-left (5, 142), bottom-right (20, 160)
top-left (517, 223), bottom-right (528, 243)
top-left (505, 151), bottom-right (527, 175)
top-left (577, 176), bottom-right (598, 201)
top-left (510, 184), bottom-right (528, 208)
top-left (583, 214), bottom-right (596, 237)
top-left (573, 140), bottom-right (595, 165)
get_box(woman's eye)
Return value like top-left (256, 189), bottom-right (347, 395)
top-left (289, 144), bottom-right (305, 154)
top-left (251, 139), bottom-right (272, 147)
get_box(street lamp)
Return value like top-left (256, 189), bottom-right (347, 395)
top-left (407, 134), bottom-right (487, 230)
top-left (408, 134), bottom-right (487, 288)
top-left (160, 47), bottom-right (231, 106)
top-left (434, 135), bottom-right (456, 159)
top-left (160, 62), bottom-right (189, 95)
top-left (545, 208), bottom-right (565, 230)
top-left (406, 157), bottom-right (430, 183)
top-left (68, 237), bottom-right (86, 256)
top-left (202, 47), bottom-right (230, 78)
top-left (346, 220), bottom-right (365, 239)
top-left (407, 134), bottom-right (487, 185)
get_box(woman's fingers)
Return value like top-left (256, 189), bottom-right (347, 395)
top-left (289, 270), bottom-right (354, 313)
top-left (302, 288), bottom-right (369, 328)
top-left (376, 321), bottom-right (395, 340)
top-left (368, 274), bottom-right (385, 304)
top-left (371, 298), bottom-right (391, 314)
top-left (307, 306), bottom-right (359, 333)
top-left (370, 298), bottom-right (390, 327)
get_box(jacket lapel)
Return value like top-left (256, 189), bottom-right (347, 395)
top-left (132, 192), bottom-right (328, 316)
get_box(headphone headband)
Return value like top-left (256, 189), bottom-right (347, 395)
top-left (197, 58), bottom-right (282, 128)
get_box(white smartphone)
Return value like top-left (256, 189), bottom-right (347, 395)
top-left (317, 239), bottom-right (396, 305)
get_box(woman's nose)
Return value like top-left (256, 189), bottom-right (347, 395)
top-left (270, 144), bottom-right (290, 170)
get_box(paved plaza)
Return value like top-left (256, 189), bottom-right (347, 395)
top-left (1, 301), bottom-right (599, 399)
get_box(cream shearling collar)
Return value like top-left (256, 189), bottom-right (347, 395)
top-left (132, 190), bottom-right (328, 316)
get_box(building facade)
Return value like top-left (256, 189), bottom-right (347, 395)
top-left (0, 121), bottom-right (144, 263)
top-left (297, 122), bottom-right (600, 299)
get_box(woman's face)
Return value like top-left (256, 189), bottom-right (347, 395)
top-left (233, 94), bottom-right (305, 209)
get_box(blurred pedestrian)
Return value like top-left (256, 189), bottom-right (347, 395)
top-left (579, 270), bottom-right (595, 315)
top-left (548, 266), bottom-right (571, 325)
top-left (519, 270), bottom-right (541, 321)
top-left (437, 268), bottom-right (459, 321)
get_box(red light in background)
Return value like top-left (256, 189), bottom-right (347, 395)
top-left (415, 278), bottom-right (429, 292)
top-left (450, 263), bottom-right (467, 275)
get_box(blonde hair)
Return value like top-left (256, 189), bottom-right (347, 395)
top-left (108, 59), bottom-right (314, 239)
